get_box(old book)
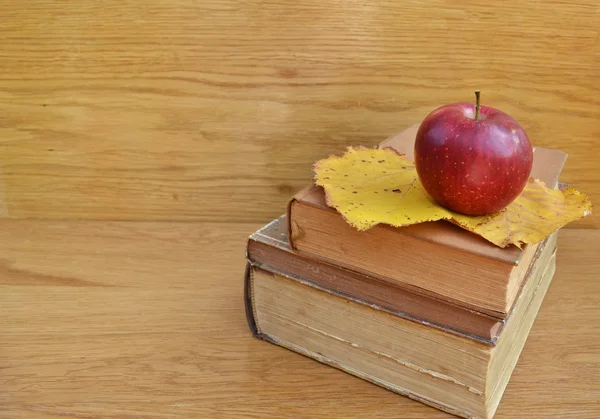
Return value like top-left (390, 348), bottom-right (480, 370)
top-left (287, 124), bottom-right (567, 316)
top-left (247, 214), bottom-right (554, 345)
top-left (245, 229), bottom-right (558, 418)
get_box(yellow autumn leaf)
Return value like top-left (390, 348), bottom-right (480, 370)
top-left (314, 146), bottom-right (592, 247)
top-left (314, 146), bottom-right (454, 231)
top-left (452, 179), bottom-right (593, 248)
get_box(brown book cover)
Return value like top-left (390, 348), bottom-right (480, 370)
top-left (245, 214), bottom-right (556, 346)
top-left (286, 124), bottom-right (567, 316)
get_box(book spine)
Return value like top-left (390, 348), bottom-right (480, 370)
top-left (286, 185), bottom-right (312, 250)
top-left (245, 263), bottom-right (292, 351)
top-left (244, 263), bottom-right (261, 339)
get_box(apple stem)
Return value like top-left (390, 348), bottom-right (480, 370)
top-left (474, 90), bottom-right (481, 121)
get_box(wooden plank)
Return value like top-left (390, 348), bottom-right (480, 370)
top-left (0, 221), bottom-right (598, 418)
top-left (0, 1), bottom-right (597, 225)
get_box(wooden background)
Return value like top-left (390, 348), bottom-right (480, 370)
top-left (1, 2), bottom-right (599, 419)
top-left (0, 0), bottom-right (597, 226)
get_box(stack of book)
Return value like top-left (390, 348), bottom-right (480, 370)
top-left (244, 124), bottom-right (567, 418)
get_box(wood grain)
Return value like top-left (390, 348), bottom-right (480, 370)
top-left (0, 1), bottom-right (598, 225)
top-left (0, 222), bottom-right (598, 418)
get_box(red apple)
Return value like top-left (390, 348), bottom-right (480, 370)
top-left (414, 92), bottom-right (533, 216)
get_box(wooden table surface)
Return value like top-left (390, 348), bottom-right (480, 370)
top-left (1, 222), bottom-right (598, 419)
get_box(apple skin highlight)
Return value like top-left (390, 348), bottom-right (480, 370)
top-left (414, 102), bottom-right (534, 216)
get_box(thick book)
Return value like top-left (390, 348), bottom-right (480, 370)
top-left (247, 214), bottom-right (555, 345)
top-left (287, 124), bottom-right (567, 317)
top-left (245, 228), bottom-right (558, 418)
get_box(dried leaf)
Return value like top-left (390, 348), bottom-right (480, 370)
top-left (314, 146), bottom-right (592, 247)
top-left (314, 146), bottom-right (453, 231)
top-left (452, 179), bottom-right (593, 248)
